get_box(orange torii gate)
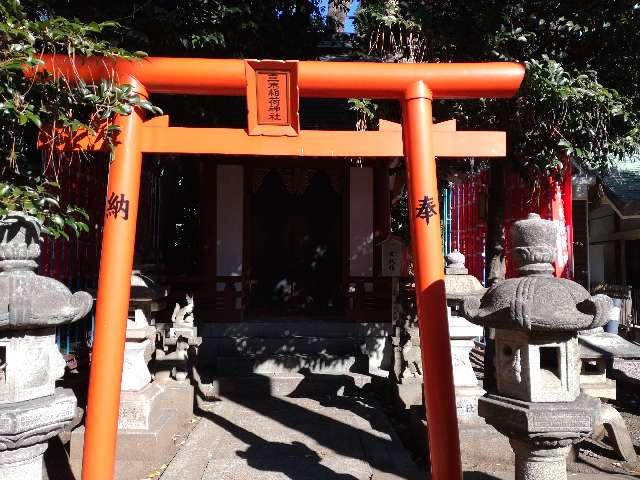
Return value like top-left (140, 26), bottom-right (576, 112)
top-left (36, 55), bottom-right (524, 480)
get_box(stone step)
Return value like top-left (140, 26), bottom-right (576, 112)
top-left (200, 336), bottom-right (365, 357)
top-left (196, 321), bottom-right (392, 339)
top-left (195, 370), bottom-right (374, 399)
top-left (214, 353), bottom-right (367, 375)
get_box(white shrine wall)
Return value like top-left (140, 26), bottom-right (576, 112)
top-left (349, 167), bottom-right (374, 277)
top-left (216, 164), bottom-right (244, 277)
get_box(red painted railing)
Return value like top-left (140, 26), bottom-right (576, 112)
top-left (443, 163), bottom-right (573, 285)
top-left (445, 169), bottom-right (489, 283)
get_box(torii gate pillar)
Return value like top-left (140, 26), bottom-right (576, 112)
top-left (403, 81), bottom-right (460, 477)
top-left (82, 78), bottom-right (147, 480)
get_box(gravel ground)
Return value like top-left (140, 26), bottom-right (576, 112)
top-left (570, 377), bottom-right (640, 476)
top-left (617, 387), bottom-right (640, 446)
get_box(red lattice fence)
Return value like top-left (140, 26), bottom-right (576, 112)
top-left (41, 157), bottom-right (108, 353)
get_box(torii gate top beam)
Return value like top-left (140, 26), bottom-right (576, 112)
top-left (37, 55), bottom-right (524, 99)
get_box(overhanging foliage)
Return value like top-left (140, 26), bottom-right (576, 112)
top-left (0, 0), bottom-right (161, 237)
top-left (354, 0), bottom-right (640, 177)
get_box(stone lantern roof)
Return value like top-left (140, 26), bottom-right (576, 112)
top-left (463, 213), bottom-right (611, 332)
top-left (444, 250), bottom-right (486, 300)
top-left (0, 212), bottom-right (92, 330)
top-left (130, 270), bottom-right (167, 301)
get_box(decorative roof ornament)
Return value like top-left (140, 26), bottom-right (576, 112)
top-left (511, 213), bottom-right (556, 276)
top-left (0, 212), bottom-right (93, 330)
top-left (445, 249), bottom-right (468, 275)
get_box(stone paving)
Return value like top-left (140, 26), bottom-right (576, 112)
top-left (160, 395), bottom-right (422, 480)
top-left (158, 394), bottom-right (638, 480)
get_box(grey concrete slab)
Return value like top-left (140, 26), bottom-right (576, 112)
top-left (161, 396), bottom-right (423, 480)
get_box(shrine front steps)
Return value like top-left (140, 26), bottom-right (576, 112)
top-left (203, 336), bottom-right (367, 357)
top-left (213, 352), bottom-right (367, 375)
top-left (193, 321), bottom-right (391, 399)
top-left (196, 321), bottom-right (390, 369)
top-left (196, 321), bottom-right (392, 339)
top-left (195, 369), bottom-right (377, 400)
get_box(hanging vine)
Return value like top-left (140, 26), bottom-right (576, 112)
top-left (0, 0), bottom-right (161, 237)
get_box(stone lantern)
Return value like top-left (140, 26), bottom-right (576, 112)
top-left (443, 250), bottom-right (485, 420)
top-left (463, 213), bottom-right (611, 480)
top-left (0, 212), bottom-right (92, 479)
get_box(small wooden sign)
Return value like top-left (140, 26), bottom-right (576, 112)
top-left (246, 60), bottom-right (299, 136)
top-left (380, 236), bottom-right (404, 277)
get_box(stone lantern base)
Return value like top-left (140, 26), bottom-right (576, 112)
top-left (510, 439), bottom-right (571, 480)
top-left (0, 443), bottom-right (48, 480)
top-left (69, 380), bottom-right (194, 480)
top-left (479, 393), bottom-right (601, 480)
top-left (0, 388), bottom-right (76, 480)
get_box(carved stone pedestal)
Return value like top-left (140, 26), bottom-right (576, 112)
top-left (455, 385), bottom-right (486, 423)
top-left (0, 444), bottom-right (47, 480)
top-left (70, 380), bottom-right (195, 480)
top-left (511, 440), bottom-right (571, 480)
top-left (479, 393), bottom-right (600, 480)
top-left (450, 337), bottom-right (481, 387)
top-left (449, 312), bottom-right (485, 421)
top-left (0, 388), bottom-right (77, 480)
top-left (118, 382), bottom-right (164, 430)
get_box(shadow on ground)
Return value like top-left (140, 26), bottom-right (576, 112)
top-left (463, 473), bottom-right (505, 480)
top-left (200, 408), bottom-right (360, 480)
top-left (189, 371), bottom-right (424, 480)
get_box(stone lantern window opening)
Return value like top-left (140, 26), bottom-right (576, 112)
top-left (539, 345), bottom-right (561, 383)
top-left (582, 360), bottom-right (599, 374)
top-left (0, 345), bottom-right (5, 382)
top-left (495, 329), bottom-right (578, 403)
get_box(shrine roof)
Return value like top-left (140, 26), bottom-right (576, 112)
top-left (600, 156), bottom-right (640, 217)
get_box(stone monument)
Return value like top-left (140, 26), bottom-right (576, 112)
top-left (0, 212), bottom-right (92, 480)
top-left (121, 310), bottom-right (153, 392)
top-left (156, 294), bottom-right (201, 382)
top-left (443, 250), bottom-right (486, 421)
top-left (463, 213), bottom-right (610, 480)
top-left (441, 250), bottom-right (513, 468)
top-left (117, 309), bottom-right (165, 434)
top-left (578, 327), bottom-right (640, 463)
